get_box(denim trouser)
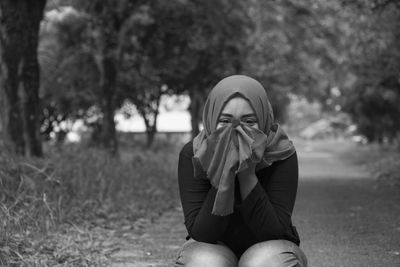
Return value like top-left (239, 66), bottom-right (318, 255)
top-left (175, 239), bottom-right (307, 267)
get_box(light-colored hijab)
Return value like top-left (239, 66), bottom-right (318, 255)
top-left (192, 75), bottom-right (295, 216)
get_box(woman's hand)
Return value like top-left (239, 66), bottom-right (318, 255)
top-left (237, 162), bottom-right (258, 200)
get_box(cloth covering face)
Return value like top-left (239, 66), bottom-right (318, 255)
top-left (192, 75), bottom-right (295, 216)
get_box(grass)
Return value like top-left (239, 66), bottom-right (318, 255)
top-left (0, 134), bottom-right (185, 266)
top-left (341, 141), bottom-right (400, 188)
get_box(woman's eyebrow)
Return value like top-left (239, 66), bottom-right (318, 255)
top-left (220, 113), bottom-right (256, 118)
top-left (220, 113), bottom-right (233, 117)
top-left (241, 114), bottom-right (256, 118)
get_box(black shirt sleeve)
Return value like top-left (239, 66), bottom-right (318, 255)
top-left (178, 141), bottom-right (231, 243)
top-left (239, 152), bottom-right (299, 241)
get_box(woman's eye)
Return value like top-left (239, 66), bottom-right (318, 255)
top-left (218, 119), bottom-right (230, 124)
top-left (244, 119), bottom-right (257, 124)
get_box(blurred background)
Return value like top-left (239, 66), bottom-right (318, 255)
top-left (1, 0), bottom-right (399, 265)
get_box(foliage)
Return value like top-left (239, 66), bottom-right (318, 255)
top-left (39, 7), bottom-right (98, 140)
top-left (0, 136), bottom-right (182, 265)
top-left (338, 2), bottom-right (400, 142)
top-left (244, 0), bottom-right (358, 121)
top-left (5, 0), bottom-right (400, 152)
top-left (245, 0), bottom-right (400, 140)
top-left (124, 0), bottom-right (253, 137)
top-left (285, 94), bottom-right (324, 134)
top-left (344, 142), bottom-right (400, 189)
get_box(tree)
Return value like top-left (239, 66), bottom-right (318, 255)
top-left (118, 65), bottom-right (165, 148)
top-left (245, 0), bottom-right (400, 142)
top-left (244, 0), bottom-right (353, 122)
top-left (39, 7), bottom-right (98, 142)
top-left (69, 0), bottom-right (144, 153)
top-left (0, 0), bottom-right (46, 156)
top-left (116, 0), bottom-right (252, 141)
top-left (339, 1), bottom-right (400, 142)
top-left (161, 0), bottom-right (253, 137)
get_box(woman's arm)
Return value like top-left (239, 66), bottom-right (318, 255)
top-left (178, 141), bottom-right (231, 243)
top-left (237, 152), bottom-right (299, 241)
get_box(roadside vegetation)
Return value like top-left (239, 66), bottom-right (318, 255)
top-left (345, 142), bottom-right (400, 189)
top-left (0, 136), bottom-right (182, 266)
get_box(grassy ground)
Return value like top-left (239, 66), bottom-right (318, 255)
top-left (1, 136), bottom-right (399, 266)
top-left (0, 135), bottom-right (186, 266)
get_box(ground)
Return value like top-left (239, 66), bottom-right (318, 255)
top-left (108, 139), bottom-right (400, 266)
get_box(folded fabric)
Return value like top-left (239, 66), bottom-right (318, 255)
top-left (192, 119), bottom-right (295, 216)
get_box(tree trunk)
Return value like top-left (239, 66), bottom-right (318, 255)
top-left (189, 89), bottom-right (203, 139)
top-left (0, 65), bottom-right (26, 154)
top-left (141, 111), bottom-right (159, 148)
top-left (97, 55), bottom-right (118, 154)
top-left (146, 127), bottom-right (156, 148)
top-left (0, 0), bottom-right (45, 156)
top-left (0, 43), bottom-right (25, 154)
top-left (21, 1), bottom-right (45, 157)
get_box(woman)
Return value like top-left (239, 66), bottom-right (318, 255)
top-left (176, 75), bottom-right (307, 266)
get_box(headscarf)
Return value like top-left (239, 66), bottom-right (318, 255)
top-left (192, 75), bottom-right (295, 216)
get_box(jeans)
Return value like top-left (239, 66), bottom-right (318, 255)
top-left (174, 239), bottom-right (307, 267)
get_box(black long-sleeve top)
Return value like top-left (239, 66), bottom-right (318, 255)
top-left (178, 140), bottom-right (300, 257)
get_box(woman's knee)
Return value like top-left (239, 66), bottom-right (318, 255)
top-left (175, 239), bottom-right (238, 267)
top-left (238, 240), bottom-right (307, 267)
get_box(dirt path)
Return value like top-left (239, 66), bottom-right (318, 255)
top-left (110, 139), bottom-right (400, 266)
top-left (109, 207), bottom-right (186, 266)
top-left (295, 140), bottom-right (400, 267)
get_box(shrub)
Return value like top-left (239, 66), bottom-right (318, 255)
top-left (0, 137), bottom-right (183, 265)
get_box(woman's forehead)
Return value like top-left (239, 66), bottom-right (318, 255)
top-left (221, 97), bottom-right (254, 114)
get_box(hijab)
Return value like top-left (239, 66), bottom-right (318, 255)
top-left (192, 75), bottom-right (295, 216)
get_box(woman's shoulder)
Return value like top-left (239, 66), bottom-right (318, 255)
top-left (269, 151), bottom-right (298, 170)
top-left (257, 151), bottom-right (298, 175)
top-left (179, 140), bottom-right (194, 158)
top-left (275, 151), bottom-right (298, 165)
